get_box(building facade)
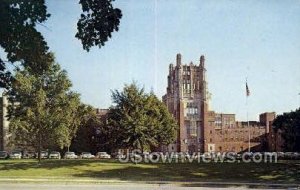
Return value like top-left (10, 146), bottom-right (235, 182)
top-left (0, 93), bottom-right (11, 151)
top-left (204, 112), bottom-right (275, 153)
top-left (163, 54), bottom-right (276, 153)
top-left (162, 54), bottom-right (208, 152)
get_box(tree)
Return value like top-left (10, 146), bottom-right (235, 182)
top-left (273, 108), bottom-right (300, 151)
top-left (7, 53), bottom-right (85, 162)
top-left (0, 0), bottom-right (50, 88)
top-left (76, 0), bottom-right (122, 51)
top-left (69, 106), bottom-right (100, 154)
top-left (0, 0), bottom-right (122, 88)
top-left (107, 83), bottom-right (178, 152)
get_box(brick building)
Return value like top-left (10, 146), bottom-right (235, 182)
top-left (162, 54), bottom-right (276, 153)
top-left (162, 54), bottom-right (208, 152)
top-left (205, 112), bottom-right (275, 153)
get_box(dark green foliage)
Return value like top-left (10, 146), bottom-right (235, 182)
top-left (273, 108), bottom-right (300, 151)
top-left (70, 107), bottom-right (100, 154)
top-left (0, 0), bottom-right (50, 87)
top-left (105, 83), bottom-right (178, 152)
top-left (76, 0), bottom-right (122, 51)
top-left (0, 59), bottom-right (13, 89)
top-left (7, 53), bottom-right (95, 161)
top-left (0, 0), bottom-right (122, 88)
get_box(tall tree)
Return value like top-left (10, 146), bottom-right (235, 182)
top-left (107, 83), bottom-right (178, 152)
top-left (0, 0), bottom-right (122, 88)
top-left (7, 53), bottom-right (85, 162)
top-left (273, 108), bottom-right (300, 151)
top-left (70, 109), bottom-right (100, 154)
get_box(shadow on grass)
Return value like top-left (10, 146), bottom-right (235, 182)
top-left (72, 161), bottom-right (300, 184)
top-left (0, 159), bottom-right (299, 185)
top-left (0, 159), bottom-right (101, 171)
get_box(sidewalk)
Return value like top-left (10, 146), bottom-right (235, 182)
top-left (0, 177), bottom-right (299, 189)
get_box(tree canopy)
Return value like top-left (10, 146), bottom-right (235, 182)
top-left (76, 0), bottom-right (122, 51)
top-left (273, 108), bottom-right (300, 151)
top-left (70, 110), bottom-right (100, 154)
top-left (105, 83), bottom-right (178, 152)
top-left (0, 0), bottom-right (122, 88)
top-left (7, 53), bottom-right (95, 161)
top-left (0, 0), bottom-right (50, 88)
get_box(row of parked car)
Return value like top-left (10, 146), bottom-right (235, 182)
top-left (0, 150), bottom-right (112, 159)
top-left (1, 150), bottom-right (300, 160)
top-left (276, 152), bottom-right (300, 160)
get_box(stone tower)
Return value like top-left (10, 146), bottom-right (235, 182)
top-left (162, 53), bottom-right (209, 153)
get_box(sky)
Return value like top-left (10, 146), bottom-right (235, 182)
top-left (14, 0), bottom-right (300, 120)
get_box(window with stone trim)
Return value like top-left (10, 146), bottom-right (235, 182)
top-left (184, 103), bottom-right (199, 116)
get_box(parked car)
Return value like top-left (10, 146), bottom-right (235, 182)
top-left (41, 151), bottom-right (49, 159)
top-left (10, 150), bottom-right (22, 159)
top-left (277, 152), bottom-right (284, 159)
top-left (115, 154), bottom-right (126, 159)
top-left (49, 151), bottom-right (61, 159)
top-left (292, 152), bottom-right (300, 160)
top-left (128, 152), bottom-right (142, 159)
top-left (23, 151), bottom-right (36, 159)
top-left (284, 152), bottom-right (294, 159)
top-left (80, 152), bottom-right (95, 159)
top-left (64, 152), bottom-right (78, 159)
top-left (96, 152), bottom-right (111, 159)
top-left (36, 151), bottom-right (49, 159)
top-left (0, 151), bottom-right (8, 159)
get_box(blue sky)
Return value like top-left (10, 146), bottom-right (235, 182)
top-left (28, 1), bottom-right (300, 120)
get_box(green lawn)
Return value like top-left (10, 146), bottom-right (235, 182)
top-left (0, 159), bottom-right (299, 184)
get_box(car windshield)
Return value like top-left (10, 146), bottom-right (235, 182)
top-left (82, 152), bottom-right (91, 155)
top-left (66, 152), bottom-right (75, 155)
top-left (12, 151), bottom-right (21, 154)
top-left (50, 152), bottom-right (59, 154)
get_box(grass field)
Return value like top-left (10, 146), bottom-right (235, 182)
top-left (0, 159), bottom-right (299, 184)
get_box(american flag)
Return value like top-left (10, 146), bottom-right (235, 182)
top-left (246, 82), bottom-right (250, 97)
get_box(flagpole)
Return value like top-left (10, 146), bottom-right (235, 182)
top-left (246, 78), bottom-right (250, 152)
top-left (247, 96), bottom-right (250, 152)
